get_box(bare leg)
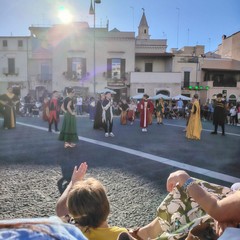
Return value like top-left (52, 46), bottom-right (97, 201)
top-left (137, 217), bottom-right (163, 240)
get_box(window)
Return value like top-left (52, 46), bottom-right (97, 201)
top-left (3, 40), bottom-right (7, 47)
top-left (8, 58), bottom-right (15, 74)
top-left (145, 63), bottom-right (152, 72)
top-left (212, 73), bottom-right (237, 87)
top-left (107, 58), bottom-right (126, 79)
top-left (137, 88), bottom-right (144, 93)
top-left (40, 63), bottom-right (52, 81)
top-left (18, 40), bottom-right (23, 47)
top-left (183, 71), bottom-right (190, 87)
top-left (67, 58), bottom-right (86, 80)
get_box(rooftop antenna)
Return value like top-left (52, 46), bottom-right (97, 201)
top-left (208, 38), bottom-right (211, 52)
top-left (130, 6), bottom-right (134, 32)
top-left (176, 7), bottom-right (180, 48)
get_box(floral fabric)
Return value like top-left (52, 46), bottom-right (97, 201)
top-left (155, 179), bottom-right (232, 240)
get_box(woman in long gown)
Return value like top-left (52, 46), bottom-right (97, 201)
top-left (186, 94), bottom-right (202, 140)
top-left (58, 88), bottom-right (79, 148)
top-left (0, 87), bottom-right (19, 129)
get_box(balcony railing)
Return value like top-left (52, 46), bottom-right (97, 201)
top-left (2, 68), bottom-right (19, 76)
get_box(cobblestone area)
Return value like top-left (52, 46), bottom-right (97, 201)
top-left (0, 164), bottom-right (166, 228)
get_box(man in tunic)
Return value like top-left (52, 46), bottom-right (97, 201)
top-left (48, 91), bottom-right (61, 132)
top-left (211, 93), bottom-right (226, 136)
top-left (137, 94), bottom-right (154, 132)
top-left (102, 92), bottom-right (114, 137)
top-left (119, 98), bottom-right (129, 125)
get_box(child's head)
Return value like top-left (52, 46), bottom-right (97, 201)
top-left (67, 178), bottom-right (110, 228)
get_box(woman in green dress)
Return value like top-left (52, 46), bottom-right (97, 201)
top-left (58, 88), bottom-right (79, 148)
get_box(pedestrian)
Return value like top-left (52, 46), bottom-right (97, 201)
top-left (229, 105), bottom-right (237, 125)
top-left (102, 91), bottom-right (114, 137)
top-left (119, 99), bottom-right (129, 125)
top-left (76, 95), bottom-right (83, 115)
top-left (177, 98), bottom-right (184, 117)
top-left (156, 98), bottom-right (165, 125)
top-left (93, 94), bottom-right (105, 130)
top-left (137, 94), bottom-right (154, 132)
top-left (59, 88), bottom-right (79, 148)
top-left (0, 86), bottom-right (19, 129)
top-left (48, 91), bottom-right (61, 132)
top-left (211, 93), bottom-right (226, 136)
top-left (186, 94), bottom-right (202, 140)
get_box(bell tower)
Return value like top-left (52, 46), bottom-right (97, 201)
top-left (137, 8), bottom-right (150, 40)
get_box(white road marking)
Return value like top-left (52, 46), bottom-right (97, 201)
top-left (15, 121), bottom-right (240, 183)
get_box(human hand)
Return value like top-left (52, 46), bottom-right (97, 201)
top-left (71, 162), bottom-right (88, 185)
top-left (215, 220), bottom-right (239, 237)
top-left (166, 170), bottom-right (190, 192)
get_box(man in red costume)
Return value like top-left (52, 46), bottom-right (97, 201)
top-left (137, 94), bottom-right (154, 132)
top-left (48, 91), bottom-right (61, 132)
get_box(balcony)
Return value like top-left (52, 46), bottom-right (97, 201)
top-left (178, 56), bottom-right (198, 63)
top-left (63, 71), bottom-right (89, 81)
top-left (2, 68), bottom-right (19, 76)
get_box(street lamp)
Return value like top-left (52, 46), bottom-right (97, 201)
top-left (89, 0), bottom-right (101, 96)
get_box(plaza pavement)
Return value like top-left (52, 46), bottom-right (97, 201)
top-left (0, 115), bottom-right (239, 227)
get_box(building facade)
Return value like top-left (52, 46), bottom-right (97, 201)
top-left (0, 12), bottom-right (239, 105)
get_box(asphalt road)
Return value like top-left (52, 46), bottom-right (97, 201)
top-left (0, 114), bottom-right (239, 227)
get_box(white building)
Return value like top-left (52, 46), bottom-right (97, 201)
top-left (0, 11), bottom-right (239, 105)
top-left (0, 37), bottom-right (29, 97)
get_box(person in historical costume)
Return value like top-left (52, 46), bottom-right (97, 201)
top-left (211, 93), bottom-right (227, 136)
top-left (93, 94), bottom-right (105, 130)
top-left (137, 94), bottom-right (154, 132)
top-left (58, 88), bottom-right (79, 148)
top-left (0, 86), bottom-right (19, 129)
top-left (102, 91), bottom-right (114, 137)
top-left (186, 94), bottom-right (202, 140)
top-left (156, 98), bottom-right (165, 125)
top-left (147, 99), bottom-right (154, 125)
top-left (183, 100), bottom-right (193, 132)
top-left (48, 91), bottom-right (61, 132)
top-left (127, 99), bottom-right (137, 125)
top-left (42, 96), bottom-right (50, 122)
top-left (88, 97), bottom-right (96, 121)
top-left (119, 99), bottom-right (129, 125)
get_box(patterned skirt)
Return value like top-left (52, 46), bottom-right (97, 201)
top-left (156, 179), bottom-right (232, 239)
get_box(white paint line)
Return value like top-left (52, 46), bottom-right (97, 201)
top-left (163, 122), bottom-right (240, 137)
top-left (15, 121), bottom-right (240, 183)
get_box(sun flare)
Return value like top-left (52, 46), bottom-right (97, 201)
top-left (58, 6), bottom-right (73, 24)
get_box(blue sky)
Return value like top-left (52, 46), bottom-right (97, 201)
top-left (0, 0), bottom-right (239, 52)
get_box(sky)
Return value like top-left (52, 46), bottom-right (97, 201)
top-left (0, 0), bottom-right (239, 52)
